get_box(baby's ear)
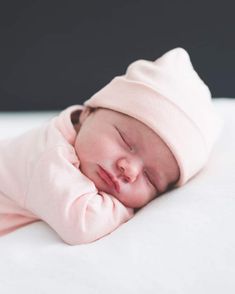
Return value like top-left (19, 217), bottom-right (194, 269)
top-left (79, 106), bottom-right (94, 124)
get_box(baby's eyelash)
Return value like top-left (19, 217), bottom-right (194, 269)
top-left (144, 171), bottom-right (158, 192)
top-left (144, 171), bottom-right (152, 185)
top-left (115, 126), bottom-right (133, 151)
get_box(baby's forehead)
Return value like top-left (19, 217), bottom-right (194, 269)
top-left (95, 107), bottom-right (162, 145)
top-left (111, 110), bottom-right (160, 141)
top-left (98, 107), bottom-right (146, 127)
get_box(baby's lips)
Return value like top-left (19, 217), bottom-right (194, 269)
top-left (98, 166), bottom-right (120, 193)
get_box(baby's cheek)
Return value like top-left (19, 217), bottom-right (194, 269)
top-left (97, 136), bottom-right (121, 156)
top-left (76, 132), bottom-right (102, 155)
top-left (119, 179), bottom-right (151, 207)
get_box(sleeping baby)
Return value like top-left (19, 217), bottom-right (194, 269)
top-left (0, 48), bottom-right (222, 244)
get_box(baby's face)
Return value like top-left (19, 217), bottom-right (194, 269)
top-left (74, 108), bottom-right (180, 208)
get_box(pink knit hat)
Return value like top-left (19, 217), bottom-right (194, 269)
top-left (84, 48), bottom-right (223, 186)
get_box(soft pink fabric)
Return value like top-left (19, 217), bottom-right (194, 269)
top-left (85, 48), bottom-right (223, 186)
top-left (0, 105), bottom-right (133, 244)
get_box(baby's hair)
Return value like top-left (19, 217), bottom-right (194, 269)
top-left (88, 107), bottom-right (98, 113)
top-left (71, 106), bottom-right (97, 125)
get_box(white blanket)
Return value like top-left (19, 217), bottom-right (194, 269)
top-left (0, 98), bottom-right (234, 294)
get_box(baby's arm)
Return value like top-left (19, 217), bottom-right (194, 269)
top-left (24, 145), bottom-right (134, 245)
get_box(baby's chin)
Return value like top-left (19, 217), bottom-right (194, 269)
top-left (110, 193), bottom-right (145, 209)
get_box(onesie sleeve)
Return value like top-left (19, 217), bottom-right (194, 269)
top-left (24, 145), bottom-right (134, 245)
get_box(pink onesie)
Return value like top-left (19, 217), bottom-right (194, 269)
top-left (0, 105), bottom-right (133, 244)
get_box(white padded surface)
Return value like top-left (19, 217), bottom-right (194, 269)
top-left (0, 98), bottom-right (234, 294)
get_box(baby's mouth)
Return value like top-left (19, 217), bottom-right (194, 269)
top-left (97, 166), bottom-right (120, 193)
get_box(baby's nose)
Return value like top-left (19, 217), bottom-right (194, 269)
top-left (117, 158), bottom-right (141, 183)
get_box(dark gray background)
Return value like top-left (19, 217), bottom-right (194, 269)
top-left (0, 0), bottom-right (234, 111)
